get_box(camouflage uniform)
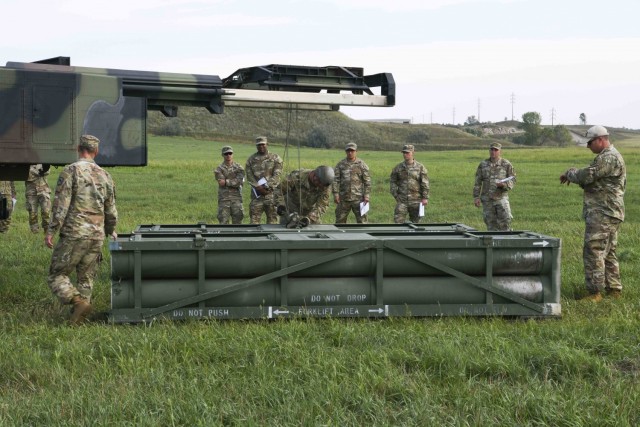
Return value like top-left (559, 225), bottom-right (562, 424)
top-left (0, 181), bottom-right (16, 233)
top-left (25, 164), bottom-right (52, 233)
top-left (390, 161), bottom-right (429, 223)
top-left (47, 157), bottom-right (118, 304)
top-left (332, 158), bottom-right (371, 223)
top-left (473, 158), bottom-right (516, 231)
top-left (565, 145), bottom-right (626, 295)
top-left (245, 150), bottom-right (283, 224)
top-left (281, 169), bottom-right (331, 224)
top-left (214, 161), bottom-right (245, 224)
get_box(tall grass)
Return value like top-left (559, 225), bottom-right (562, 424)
top-left (0, 136), bottom-right (639, 425)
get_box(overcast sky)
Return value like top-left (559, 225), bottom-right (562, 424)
top-left (3, 0), bottom-right (640, 128)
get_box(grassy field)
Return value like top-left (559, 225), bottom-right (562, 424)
top-left (1, 136), bottom-right (639, 425)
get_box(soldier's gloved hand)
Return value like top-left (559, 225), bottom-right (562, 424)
top-left (256, 185), bottom-right (268, 195)
top-left (285, 213), bottom-right (299, 229)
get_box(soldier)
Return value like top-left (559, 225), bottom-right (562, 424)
top-left (214, 146), bottom-right (245, 224)
top-left (25, 164), bottom-right (52, 233)
top-left (333, 142), bottom-right (371, 223)
top-left (473, 142), bottom-right (516, 231)
top-left (245, 136), bottom-right (283, 224)
top-left (389, 145), bottom-right (429, 223)
top-left (45, 135), bottom-right (118, 325)
top-left (560, 125), bottom-right (626, 302)
top-left (280, 166), bottom-right (334, 226)
top-left (0, 181), bottom-right (16, 233)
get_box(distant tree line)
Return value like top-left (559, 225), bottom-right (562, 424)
top-left (513, 112), bottom-right (573, 146)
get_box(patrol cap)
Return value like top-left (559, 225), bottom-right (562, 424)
top-left (255, 136), bottom-right (268, 145)
top-left (585, 125), bottom-right (608, 143)
top-left (314, 165), bottom-right (334, 186)
top-left (79, 135), bottom-right (100, 149)
top-left (345, 142), bottom-right (357, 151)
top-left (401, 144), bottom-right (414, 153)
top-left (490, 142), bottom-right (502, 150)
top-left (221, 146), bottom-right (233, 155)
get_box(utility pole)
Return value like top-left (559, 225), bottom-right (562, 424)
top-left (430, 112), bottom-right (433, 124)
top-left (452, 107), bottom-right (456, 125)
top-left (510, 93), bottom-right (516, 121)
top-left (550, 108), bottom-right (556, 126)
top-left (478, 98), bottom-right (481, 123)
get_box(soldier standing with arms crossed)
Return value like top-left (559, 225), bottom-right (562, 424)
top-left (390, 144), bottom-right (429, 223)
top-left (45, 135), bottom-right (118, 325)
top-left (245, 136), bottom-right (283, 224)
top-left (333, 142), bottom-right (371, 223)
top-left (25, 164), bottom-right (52, 233)
top-left (215, 145), bottom-right (245, 224)
top-left (560, 126), bottom-right (626, 302)
top-left (473, 142), bottom-right (516, 231)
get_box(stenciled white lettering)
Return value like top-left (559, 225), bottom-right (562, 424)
top-left (338, 307), bottom-right (360, 315)
top-left (207, 308), bottom-right (230, 317)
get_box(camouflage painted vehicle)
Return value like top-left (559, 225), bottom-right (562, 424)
top-left (0, 56), bottom-right (395, 181)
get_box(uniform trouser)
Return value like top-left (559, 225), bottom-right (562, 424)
top-left (0, 193), bottom-right (13, 233)
top-left (394, 202), bottom-right (422, 224)
top-left (482, 198), bottom-right (512, 231)
top-left (217, 199), bottom-right (244, 224)
top-left (25, 187), bottom-right (51, 231)
top-left (48, 237), bottom-right (103, 304)
top-left (249, 195), bottom-right (279, 224)
top-left (583, 212), bottom-right (622, 294)
top-left (335, 200), bottom-right (367, 224)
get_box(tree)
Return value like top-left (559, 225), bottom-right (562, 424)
top-left (579, 113), bottom-right (587, 125)
top-left (553, 125), bottom-right (573, 147)
top-left (464, 115), bottom-right (479, 125)
top-left (306, 127), bottom-right (331, 149)
top-left (520, 112), bottom-right (542, 145)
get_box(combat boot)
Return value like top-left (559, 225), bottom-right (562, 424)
top-left (606, 289), bottom-right (622, 299)
top-left (578, 292), bottom-right (603, 303)
top-left (69, 296), bottom-right (92, 325)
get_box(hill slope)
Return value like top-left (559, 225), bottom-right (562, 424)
top-left (147, 107), bottom-right (501, 151)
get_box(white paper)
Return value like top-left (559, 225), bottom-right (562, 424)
top-left (497, 176), bottom-right (515, 183)
top-left (360, 201), bottom-right (369, 216)
top-left (418, 202), bottom-right (425, 217)
top-left (257, 177), bottom-right (268, 186)
top-left (12, 198), bottom-right (17, 209)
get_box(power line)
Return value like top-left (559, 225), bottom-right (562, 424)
top-left (510, 93), bottom-right (516, 121)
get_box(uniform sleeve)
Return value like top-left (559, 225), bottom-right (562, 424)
top-left (307, 187), bottom-right (330, 223)
top-left (390, 166), bottom-right (399, 199)
top-left (504, 162), bottom-right (516, 191)
top-left (10, 181), bottom-right (16, 196)
top-left (420, 165), bottom-right (430, 199)
top-left (280, 173), bottom-right (294, 194)
top-left (245, 157), bottom-right (258, 188)
top-left (47, 169), bottom-right (73, 235)
top-left (571, 153), bottom-right (622, 186)
top-left (362, 161), bottom-right (371, 199)
top-left (214, 165), bottom-right (224, 182)
top-left (230, 165), bottom-right (245, 189)
top-left (473, 163), bottom-right (483, 198)
top-left (267, 155), bottom-right (284, 189)
top-left (103, 175), bottom-right (118, 236)
top-left (332, 161), bottom-right (341, 196)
